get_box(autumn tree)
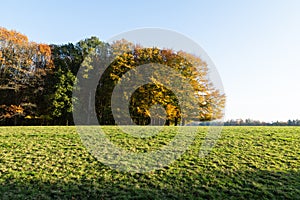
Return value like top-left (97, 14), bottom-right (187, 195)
top-left (94, 40), bottom-right (225, 125)
top-left (0, 27), bottom-right (53, 124)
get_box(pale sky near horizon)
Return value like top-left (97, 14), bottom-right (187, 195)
top-left (1, 0), bottom-right (300, 122)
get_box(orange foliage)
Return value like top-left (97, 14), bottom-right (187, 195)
top-left (0, 104), bottom-right (24, 119)
top-left (0, 27), bottom-right (28, 44)
top-left (0, 27), bottom-right (53, 76)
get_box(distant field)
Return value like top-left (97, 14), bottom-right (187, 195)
top-left (0, 126), bottom-right (299, 199)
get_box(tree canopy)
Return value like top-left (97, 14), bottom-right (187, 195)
top-left (94, 43), bottom-right (225, 126)
top-left (0, 27), bottom-right (225, 126)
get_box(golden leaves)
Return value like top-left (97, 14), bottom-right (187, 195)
top-left (0, 27), bottom-right (53, 83)
top-left (0, 104), bottom-right (24, 119)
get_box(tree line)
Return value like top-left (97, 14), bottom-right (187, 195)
top-left (222, 119), bottom-right (300, 126)
top-left (0, 27), bottom-right (225, 126)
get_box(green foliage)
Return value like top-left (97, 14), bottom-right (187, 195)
top-left (0, 126), bottom-right (299, 199)
top-left (42, 43), bottom-right (84, 125)
top-left (51, 69), bottom-right (76, 119)
top-left (0, 26), bottom-right (226, 125)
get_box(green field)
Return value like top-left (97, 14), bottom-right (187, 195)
top-left (0, 126), bottom-right (299, 199)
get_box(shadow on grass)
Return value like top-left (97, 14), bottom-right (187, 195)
top-left (0, 167), bottom-right (299, 200)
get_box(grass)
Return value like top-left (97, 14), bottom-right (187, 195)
top-left (0, 126), bottom-right (299, 199)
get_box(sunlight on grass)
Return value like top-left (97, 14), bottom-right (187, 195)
top-left (0, 126), bottom-right (299, 199)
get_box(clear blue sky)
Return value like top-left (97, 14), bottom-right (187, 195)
top-left (1, 0), bottom-right (300, 122)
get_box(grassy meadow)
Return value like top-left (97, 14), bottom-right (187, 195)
top-left (0, 126), bottom-right (299, 199)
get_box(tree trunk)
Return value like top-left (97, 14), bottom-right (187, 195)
top-left (166, 119), bottom-right (170, 126)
